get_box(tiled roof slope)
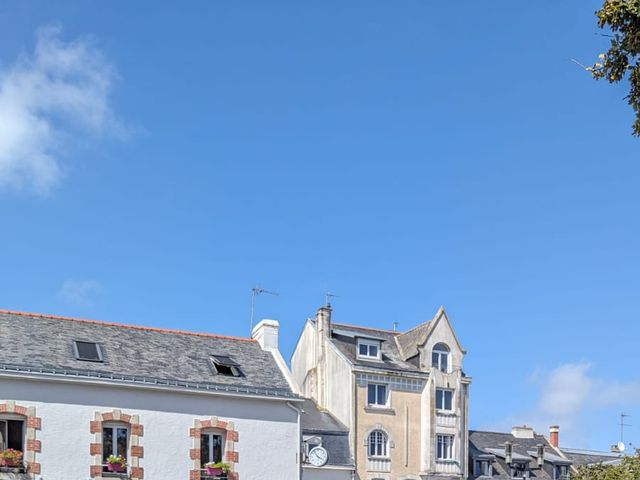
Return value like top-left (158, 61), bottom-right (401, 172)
top-left (395, 319), bottom-right (434, 360)
top-left (301, 399), bottom-right (352, 468)
top-left (561, 448), bottom-right (623, 466)
top-left (328, 322), bottom-right (424, 373)
top-left (0, 310), bottom-right (295, 398)
top-left (469, 430), bottom-right (567, 479)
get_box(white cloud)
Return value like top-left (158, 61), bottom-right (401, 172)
top-left (494, 363), bottom-right (640, 446)
top-left (58, 279), bottom-right (104, 308)
top-left (0, 25), bottom-right (121, 194)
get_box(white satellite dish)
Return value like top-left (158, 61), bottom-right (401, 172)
top-left (617, 441), bottom-right (626, 452)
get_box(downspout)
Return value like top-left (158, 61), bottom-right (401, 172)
top-left (286, 402), bottom-right (303, 480)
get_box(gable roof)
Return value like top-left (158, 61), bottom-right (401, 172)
top-left (328, 322), bottom-right (424, 374)
top-left (0, 310), bottom-right (296, 399)
top-left (469, 430), bottom-right (570, 479)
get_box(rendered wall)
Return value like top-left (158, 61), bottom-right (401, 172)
top-left (0, 376), bottom-right (299, 480)
top-left (302, 467), bottom-right (352, 480)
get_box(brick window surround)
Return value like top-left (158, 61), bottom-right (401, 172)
top-left (189, 417), bottom-right (239, 480)
top-left (89, 409), bottom-right (144, 480)
top-left (0, 401), bottom-right (41, 478)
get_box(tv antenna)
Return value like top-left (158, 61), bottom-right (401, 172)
top-left (325, 292), bottom-right (339, 306)
top-left (619, 413), bottom-right (632, 444)
top-left (249, 285), bottom-right (279, 332)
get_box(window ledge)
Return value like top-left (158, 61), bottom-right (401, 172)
top-left (364, 406), bottom-right (396, 415)
top-left (436, 410), bottom-right (456, 415)
top-left (435, 459), bottom-right (459, 464)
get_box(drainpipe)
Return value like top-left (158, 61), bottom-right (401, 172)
top-left (286, 402), bottom-right (303, 480)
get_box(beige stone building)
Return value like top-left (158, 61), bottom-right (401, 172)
top-left (291, 305), bottom-right (471, 480)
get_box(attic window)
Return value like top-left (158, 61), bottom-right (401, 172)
top-left (211, 355), bottom-right (242, 377)
top-left (73, 341), bottom-right (103, 362)
top-left (357, 339), bottom-right (381, 360)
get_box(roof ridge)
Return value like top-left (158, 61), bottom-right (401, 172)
top-left (331, 322), bottom-right (400, 334)
top-left (398, 318), bottom-right (432, 336)
top-left (0, 309), bottom-right (255, 343)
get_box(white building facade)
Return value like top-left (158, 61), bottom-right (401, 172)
top-left (291, 305), bottom-right (471, 480)
top-left (0, 311), bottom-right (302, 480)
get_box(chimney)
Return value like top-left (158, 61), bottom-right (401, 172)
top-left (251, 319), bottom-right (279, 351)
top-left (549, 425), bottom-right (559, 448)
top-left (512, 425), bottom-right (535, 439)
top-left (505, 441), bottom-right (513, 464)
top-left (316, 305), bottom-right (332, 337)
top-left (536, 444), bottom-right (545, 467)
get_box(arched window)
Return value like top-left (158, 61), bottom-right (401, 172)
top-left (367, 430), bottom-right (388, 457)
top-left (432, 343), bottom-right (450, 372)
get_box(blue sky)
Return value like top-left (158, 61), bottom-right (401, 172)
top-left (1, 1), bottom-right (639, 450)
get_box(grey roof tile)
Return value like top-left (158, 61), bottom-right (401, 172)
top-left (0, 310), bottom-right (295, 398)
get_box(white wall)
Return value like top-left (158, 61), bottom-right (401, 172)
top-left (1, 376), bottom-right (299, 480)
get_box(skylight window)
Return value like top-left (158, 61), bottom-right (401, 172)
top-left (211, 355), bottom-right (242, 377)
top-left (73, 341), bottom-right (103, 362)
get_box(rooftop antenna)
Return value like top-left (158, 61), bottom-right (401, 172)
top-left (249, 285), bottom-right (278, 332)
top-left (619, 413), bottom-right (632, 444)
top-left (325, 292), bottom-right (339, 307)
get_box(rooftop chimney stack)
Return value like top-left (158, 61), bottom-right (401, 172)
top-left (251, 319), bottom-right (280, 351)
top-left (549, 425), bottom-right (560, 448)
top-left (536, 444), bottom-right (545, 467)
top-left (316, 305), bottom-right (332, 338)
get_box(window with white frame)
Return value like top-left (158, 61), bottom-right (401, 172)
top-left (357, 339), bottom-right (381, 360)
top-left (436, 434), bottom-right (454, 460)
top-left (367, 430), bottom-right (388, 457)
top-left (474, 459), bottom-right (493, 477)
top-left (554, 465), bottom-right (570, 480)
top-left (510, 462), bottom-right (529, 479)
top-left (0, 418), bottom-right (24, 453)
top-left (432, 343), bottom-right (450, 372)
top-left (201, 430), bottom-right (225, 468)
top-left (435, 388), bottom-right (453, 411)
top-left (367, 383), bottom-right (388, 407)
top-left (102, 424), bottom-right (128, 470)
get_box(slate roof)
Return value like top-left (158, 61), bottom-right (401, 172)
top-left (300, 399), bottom-right (352, 468)
top-left (328, 322), bottom-right (425, 374)
top-left (469, 430), bottom-right (570, 480)
top-left (561, 448), bottom-right (623, 466)
top-left (0, 310), bottom-right (296, 398)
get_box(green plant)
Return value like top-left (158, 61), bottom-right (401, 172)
top-left (204, 461), bottom-right (231, 473)
top-left (0, 448), bottom-right (23, 467)
top-left (106, 455), bottom-right (127, 467)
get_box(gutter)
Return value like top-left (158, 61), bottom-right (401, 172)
top-left (0, 364), bottom-right (304, 403)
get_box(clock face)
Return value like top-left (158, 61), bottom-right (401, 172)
top-left (308, 446), bottom-right (329, 467)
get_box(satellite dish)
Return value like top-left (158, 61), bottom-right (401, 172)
top-left (617, 441), bottom-right (626, 452)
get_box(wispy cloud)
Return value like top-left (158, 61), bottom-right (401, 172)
top-left (58, 279), bottom-right (104, 308)
top-left (494, 362), bottom-right (640, 446)
top-left (0, 25), bottom-right (122, 194)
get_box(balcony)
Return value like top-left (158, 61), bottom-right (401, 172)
top-left (436, 411), bottom-right (457, 427)
top-left (366, 457), bottom-right (391, 473)
top-left (435, 460), bottom-right (461, 475)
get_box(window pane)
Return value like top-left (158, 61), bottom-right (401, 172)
top-left (212, 434), bottom-right (223, 463)
top-left (436, 389), bottom-right (443, 409)
top-left (359, 344), bottom-right (368, 355)
top-left (201, 434), bottom-right (210, 466)
top-left (116, 428), bottom-right (128, 458)
top-left (0, 421), bottom-right (5, 451)
top-left (445, 390), bottom-right (452, 410)
top-left (441, 354), bottom-right (448, 372)
top-left (368, 384), bottom-right (376, 404)
top-left (432, 352), bottom-right (439, 368)
top-left (7, 421), bottom-right (23, 451)
top-left (377, 385), bottom-right (386, 405)
top-left (369, 345), bottom-right (378, 357)
top-left (102, 428), bottom-right (113, 462)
